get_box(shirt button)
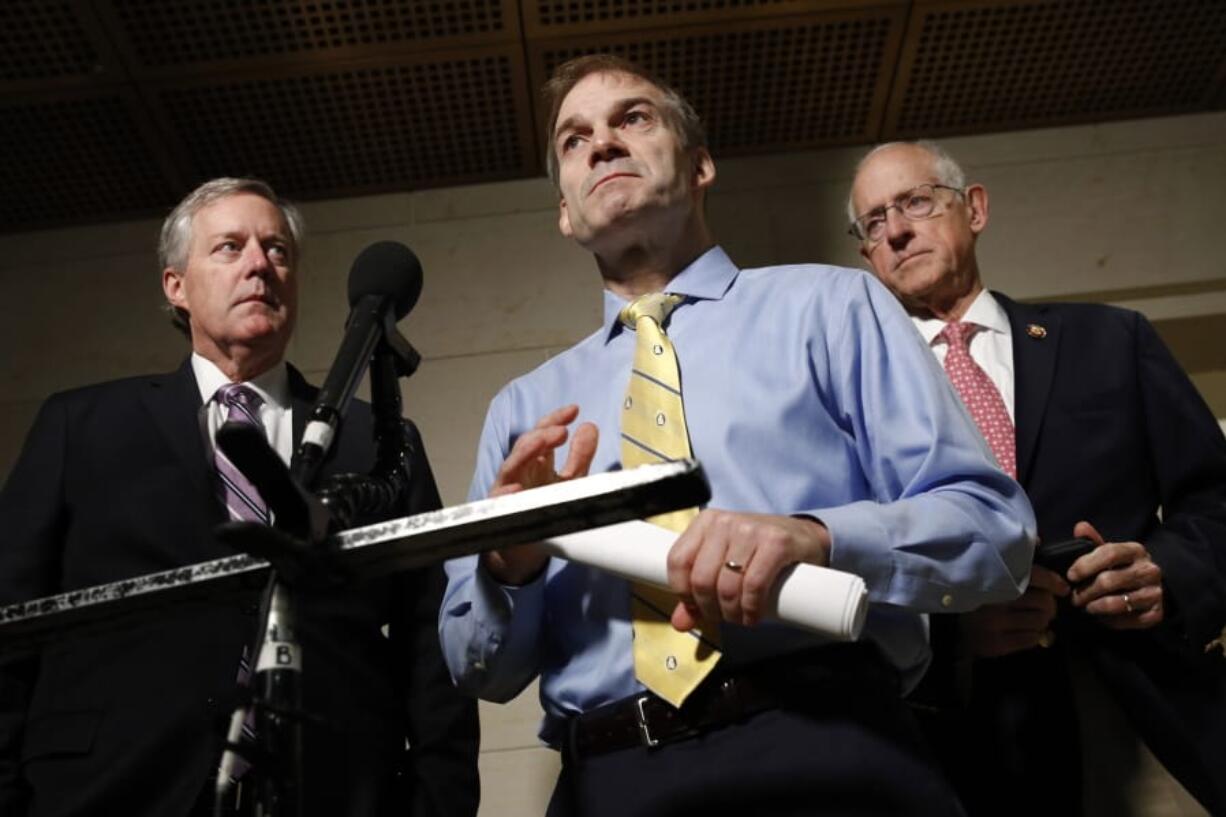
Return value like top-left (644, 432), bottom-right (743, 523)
top-left (941, 594), bottom-right (954, 608)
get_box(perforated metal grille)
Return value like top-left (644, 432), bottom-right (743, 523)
top-left (890, 0), bottom-right (1226, 135)
top-left (0, 97), bottom-right (175, 228)
top-left (0, 1), bottom-right (101, 81)
top-left (160, 56), bottom-right (527, 193)
top-left (109, 0), bottom-right (510, 68)
top-left (531, 0), bottom-right (819, 29)
top-left (2, 0), bottom-right (1224, 232)
top-left (537, 14), bottom-right (898, 151)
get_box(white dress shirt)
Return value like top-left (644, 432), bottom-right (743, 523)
top-left (191, 353), bottom-right (294, 466)
top-left (912, 288), bottom-right (1016, 421)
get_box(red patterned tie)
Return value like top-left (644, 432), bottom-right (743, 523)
top-left (938, 321), bottom-right (1017, 479)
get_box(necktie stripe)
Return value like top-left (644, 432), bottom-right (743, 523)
top-left (619, 433), bottom-right (676, 462)
top-left (630, 368), bottom-right (681, 395)
top-left (218, 477), bottom-right (264, 517)
top-left (630, 591), bottom-right (721, 651)
top-left (217, 475), bottom-right (270, 521)
top-left (227, 400), bottom-right (262, 428)
top-left (216, 463), bottom-right (266, 509)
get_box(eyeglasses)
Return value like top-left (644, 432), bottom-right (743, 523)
top-left (848, 184), bottom-right (964, 245)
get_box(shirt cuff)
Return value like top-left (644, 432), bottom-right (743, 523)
top-left (465, 561), bottom-right (547, 673)
top-left (816, 501), bottom-right (962, 613)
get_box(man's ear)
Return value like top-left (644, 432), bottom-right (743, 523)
top-left (692, 147), bottom-right (716, 192)
top-left (162, 267), bottom-right (188, 309)
top-left (558, 195), bottom-right (573, 238)
top-left (965, 184), bottom-right (990, 236)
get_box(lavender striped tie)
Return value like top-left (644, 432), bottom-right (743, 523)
top-left (213, 383), bottom-right (270, 524)
top-left (212, 383), bottom-right (267, 791)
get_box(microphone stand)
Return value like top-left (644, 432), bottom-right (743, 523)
top-left (249, 571), bottom-right (304, 816)
top-left (214, 314), bottom-right (419, 817)
top-left (213, 431), bottom-right (320, 817)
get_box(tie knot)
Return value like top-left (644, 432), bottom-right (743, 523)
top-left (620, 292), bottom-right (683, 331)
top-left (938, 320), bottom-right (979, 349)
top-left (215, 383), bottom-right (264, 422)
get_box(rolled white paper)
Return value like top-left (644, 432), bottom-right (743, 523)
top-left (541, 519), bottom-right (868, 640)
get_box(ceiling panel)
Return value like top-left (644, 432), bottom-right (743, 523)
top-left (527, 7), bottom-right (907, 156)
top-left (147, 47), bottom-right (537, 200)
top-left (522, 0), bottom-right (900, 36)
top-left (884, 0), bottom-right (1226, 137)
top-left (1, 0), bottom-right (1224, 232)
top-left (95, 0), bottom-right (520, 78)
top-left (0, 88), bottom-right (180, 229)
top-left (0, 0), bottom-right (126, 93)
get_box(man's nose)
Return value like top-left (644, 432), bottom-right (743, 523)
top-left (241, 240), bottom-right (272, 275)
top-left (884, 207), bottom-right (913, 248)
top-left (589, 127), bottom-right (628, 165)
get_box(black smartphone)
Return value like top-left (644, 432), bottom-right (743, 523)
top-left (1034, 536), bottom-right (1095, 577)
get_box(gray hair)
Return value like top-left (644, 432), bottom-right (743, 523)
top-left (159, 177), bottom-right (304, 334)
top-left (542, 54), bottom-right (707, 189)
top-left (846, 140), bottom-right (967, 224)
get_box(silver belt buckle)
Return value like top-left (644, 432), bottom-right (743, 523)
top-left (633, 694), bottom-right (660, 748)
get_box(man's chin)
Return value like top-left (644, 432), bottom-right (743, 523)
top-left (585, 198), bottom-right (662, 234)
top-left (889, 262), bottom-right (942, 296)
top-left (233, 319), bottom-right (291, 348)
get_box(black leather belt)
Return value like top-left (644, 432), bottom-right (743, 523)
top-left (565, 643), bottom-right (896, 758)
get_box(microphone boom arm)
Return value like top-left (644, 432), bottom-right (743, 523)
top-left (315, 325), bottom-right (419, 530)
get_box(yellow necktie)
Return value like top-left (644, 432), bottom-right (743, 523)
top-left (620, 292), bottom-right (721, 707)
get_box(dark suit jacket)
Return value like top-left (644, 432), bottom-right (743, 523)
top-left (0, 360), bottom-right (479, 817)
top-left (918, 294), bottom-right (1226, 816)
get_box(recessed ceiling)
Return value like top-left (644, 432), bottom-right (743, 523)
top-left (2, 0), bottom-right (1223, 232)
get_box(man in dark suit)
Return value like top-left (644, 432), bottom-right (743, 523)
top-left (0, 178), bottom-right (479, 816)
top-left (848, 141), bottom-right (1226, 816)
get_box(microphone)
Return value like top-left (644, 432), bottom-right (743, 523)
top-left (294, 241), bottom-right (422, 486)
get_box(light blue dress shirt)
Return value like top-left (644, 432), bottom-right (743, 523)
top-left (441, 247), bottom-right (1035, 745)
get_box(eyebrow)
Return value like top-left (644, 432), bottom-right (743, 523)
top-left (553, 95), bottom-right (660, 143)
top-left (858, 182), bottom-right (938, 218)
top-left (204, 229), bottom-right (291, 249)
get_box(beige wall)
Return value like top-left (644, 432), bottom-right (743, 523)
top-left (1, 111), bottom-right (1224, 814)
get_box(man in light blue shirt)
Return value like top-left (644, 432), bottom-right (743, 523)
top-left (441, 55), bottom-right (1035, 817)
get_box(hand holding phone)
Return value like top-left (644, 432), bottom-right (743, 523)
top-left (1034, 536), bottom-right (1095, 579)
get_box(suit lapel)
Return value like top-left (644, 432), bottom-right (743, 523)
top-left (997, 292), bottom-right (1061, 486)
top-left (142, 359), bottom-right (213, 501)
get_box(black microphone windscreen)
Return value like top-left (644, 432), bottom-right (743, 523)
top-left (348, 241), bottom-right (423, 319)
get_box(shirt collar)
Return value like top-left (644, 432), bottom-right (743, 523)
top-left (912, 288), bottom-right (1010, 346)
top-left (601, 245), bottom-right (739, 343)
top-left (191, 352), bottom-right (290, 410)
